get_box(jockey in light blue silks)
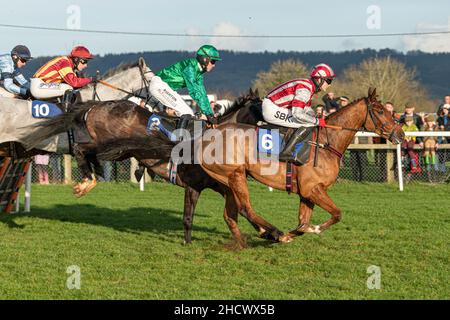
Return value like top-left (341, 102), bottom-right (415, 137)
top-left (0, 45), bottom-right (32, 98)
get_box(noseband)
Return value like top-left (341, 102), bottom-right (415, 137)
top-left (362, 98), bottom-right (397, 141)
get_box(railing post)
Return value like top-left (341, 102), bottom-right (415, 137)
top-left (64, 155), bottom-right (72, 185)
top-left (24, 163), bottom-right (31, 212)
top-left (130, 158), bottom-right (139, 183)
top-left (386, 141), bottom-right (394, 183)
top-left (396, 143), bottom-right (404, 191)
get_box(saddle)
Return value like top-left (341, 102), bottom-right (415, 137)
top-left (32, 90), bottom-right (92, 146)
top-left (146, 113), bottom-right (206, 142)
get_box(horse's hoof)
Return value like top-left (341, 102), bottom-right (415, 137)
top-left (313, 225), bottom-right (322, 234)
top-left (72, 178), bottom-right (97, 198)
top-left (279, 235), bottom-right (293, 243)
top-left (259, 229), bottom-right (284, 242)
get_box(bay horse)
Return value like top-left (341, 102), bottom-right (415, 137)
top-left (21, 89), bottom-right (267, 244)
top-left (197, 88), bottom-right (405, 246)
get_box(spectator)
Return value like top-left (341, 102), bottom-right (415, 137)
top-left (322, 92), bottom-right (340, 114)
top-left (400, 102), bottom-right (424, 128)
top-left (315, 104), bottom-right (325, 118)
top-left (436, 95), bottom-right (450, 115)
top-left (339, 96), bottom-right (350, 108)
top-left (401, 115), bottom-right (421, 174)
top-left (34, 154), bottom-right (50, 184)
top-left (49, 154), bottom-right (63, 183)
top-left (437, 105), bottom-right (450, 133)
top-left (385, 101), bottom-right (401, 121)
top-left (400, 102), bottom-right (423, 145)
top-left (437, 106), bottom-right (450, 172)
top-left (420, 114), bottom-right (439, 171)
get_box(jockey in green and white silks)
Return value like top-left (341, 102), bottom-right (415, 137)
top-left (149, 45), bottom-right (221, 119)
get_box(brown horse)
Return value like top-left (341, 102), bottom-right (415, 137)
top-left (198, 88), bottom-right (405, 247)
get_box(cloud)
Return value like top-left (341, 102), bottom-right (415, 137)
top-left (185, 22), bottom-right (266, 52)
top-left (341, 39), bottom-right (364, 50)
top-left (184, 26), bottom-right (207, 51)
top-left (209, 22), bottom-right (266, 51)
top-left (402, 17), bottom-right (450, 52)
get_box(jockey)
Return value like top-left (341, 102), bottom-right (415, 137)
top-left (0, 45), bottom-right (32, 98)
top-left (261, 63), bottom-right (335, 164)
top-left (149, 44), bottom-right (221, 129)
top-left (31, 46), bottom-right (95, 101)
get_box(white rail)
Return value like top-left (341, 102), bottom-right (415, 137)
top-left (352, 131), bottom-right (450, 191)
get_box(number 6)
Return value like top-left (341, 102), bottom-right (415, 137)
top-left (261, 133), bottom-right (273, 150)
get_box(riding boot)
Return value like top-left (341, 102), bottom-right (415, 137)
top-left (175, 114), bottom-right (192, 141)
top-left (61, 90), bottom-right (74, 111)
top-left (278, 127), bottom-right (310, 164)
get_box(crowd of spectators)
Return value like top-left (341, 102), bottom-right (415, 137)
top-left (315, 93), bottom-right (450, 181)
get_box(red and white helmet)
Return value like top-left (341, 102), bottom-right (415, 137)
top-left (70, 46), bottom-right (94, 59)
top-left (310, 63), bottom-right (335, 80)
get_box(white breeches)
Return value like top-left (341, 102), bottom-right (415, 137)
top-left (149, 76), bottom-right (194, 116)
top-left (262, 98), bottom-right (317, 128)
top-left (30, 78), bottom-right (73, 99)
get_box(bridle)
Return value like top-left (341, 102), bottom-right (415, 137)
top-left (361, 98), bottom-right (398, 141)
top-left (325, 98), bottom-right (397, 137)
top-left (314, 98), bottom-right (398, 162)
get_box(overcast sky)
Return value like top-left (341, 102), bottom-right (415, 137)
top-left (1, 0), bottom-right (449, 57)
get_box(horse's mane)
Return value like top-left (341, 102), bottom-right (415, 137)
top-left (102, 61), bottom-right (140, 78)
top-left (325, 97), bottom-right (366, 120)
top-left (219, 90), bottom-right (262, 119)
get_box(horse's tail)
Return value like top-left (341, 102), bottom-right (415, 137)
top-left (96, 134), bottom-right (175, 161)
top-left (20, 105), bottom-right (90, 149)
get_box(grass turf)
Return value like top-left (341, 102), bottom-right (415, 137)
top-left (0, 181), bottom-right (448, 299)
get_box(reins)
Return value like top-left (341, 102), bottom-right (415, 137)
top-left (314, 98), bottom-right (392, 162)
top-left (98, 80), bottom-right (136, 96)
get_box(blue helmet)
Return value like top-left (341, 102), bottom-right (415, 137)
top-left (11, 45), bottom-right (33, 61)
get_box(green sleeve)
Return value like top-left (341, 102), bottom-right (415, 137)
top-left (182, 66), bottom-right (213, 116)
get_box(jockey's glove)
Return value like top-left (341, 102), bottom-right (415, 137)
top-left (91, 75), bottom-right (99, 84)
top-left (206, 114), bottom-right (218, 125)
top-left (317, 117), bottom-right (326, 128)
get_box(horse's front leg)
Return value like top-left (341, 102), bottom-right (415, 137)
top-left (228, 167), bottom-right (284, 242)
top-left (183, 186), bottom-right (200, 244)
top-left (307, 184), bottom-right (342, 233)
top-left (72, 143), bottom-right (97, 198)
top-left (87, 153), bottom-right (104, 180)
top-left (279, 198), bottom-right (316, 242)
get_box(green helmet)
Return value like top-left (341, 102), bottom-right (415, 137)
top-left (196, 45), bottom-right (221, 61)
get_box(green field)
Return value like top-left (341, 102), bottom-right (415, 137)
top-left (0, 181), bottom-right (448, 299)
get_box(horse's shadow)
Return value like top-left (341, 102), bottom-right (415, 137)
top-left (0, 204), bottom-right (228, 243)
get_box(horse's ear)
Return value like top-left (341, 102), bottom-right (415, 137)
top-left (254, 88), bottom-right (260, 97)
top-left (249, 87), bottom-right (254, 96)
top-left (139, 57), bottom-right (147, 70)
top-left (368, 87), bottom-right (377, 101)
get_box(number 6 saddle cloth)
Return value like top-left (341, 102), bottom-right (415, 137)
top-left (257, 125), bottom-right (314, 165)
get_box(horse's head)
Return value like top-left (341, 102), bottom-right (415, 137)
top-left (363, 88), bottom-right (405, 144)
